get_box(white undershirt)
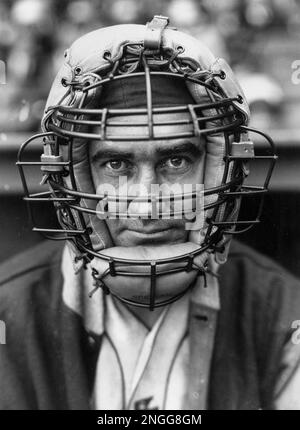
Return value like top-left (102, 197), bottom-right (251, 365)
top-left (61, 245), bottom-right (221, 410)
top-left (93, 292), bottom-right (190, 410)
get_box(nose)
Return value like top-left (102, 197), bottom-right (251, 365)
top-left (127, 164), bottom-right (157, 218)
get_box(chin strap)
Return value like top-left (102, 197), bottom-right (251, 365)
top-left (214, 238), bottom-right (231, 265)
top-left (185, 256), bottom-right (220, 409)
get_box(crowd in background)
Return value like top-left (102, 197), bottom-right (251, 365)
top-left (0, 0), bottom-right (300, 132)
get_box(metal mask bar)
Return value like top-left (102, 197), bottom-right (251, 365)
top-left (143, 57), bottom-right (154, 138)
top-left (209, 126), bottom-right (277, 235)
top-left (17, 127), bottom-right (276, 242)
top-left (150, 262), bottom-right (157, 310)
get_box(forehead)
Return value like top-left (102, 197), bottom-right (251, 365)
top-left (90, 111), bottom-right (205, 158)
top-left (89, 136), bottom-right (204, 159)
top-left (100, 111), bottom-right (193, 139)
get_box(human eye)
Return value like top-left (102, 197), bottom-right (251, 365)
top-left (160, 156), bottom-right (191, 172)
top-left (104, 159), bottom-right (132, 173)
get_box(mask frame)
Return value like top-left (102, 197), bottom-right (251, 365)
top-left (16, 38), bottom-right (277, 310)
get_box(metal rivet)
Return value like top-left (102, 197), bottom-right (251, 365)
top-left (219, 70), bottom-right (226, 80)
top-left (237, 95), bottom-right (244, 104)
top-left (103, 50), bottom-right (111, 60)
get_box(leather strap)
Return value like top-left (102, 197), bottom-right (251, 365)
top-left (184, 268), bottom-right (220, 409)
top-left (144, 15), bottom-right (170, 52)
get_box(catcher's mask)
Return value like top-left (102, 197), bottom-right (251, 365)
top-left (17, 16), bottom-right (277, 310)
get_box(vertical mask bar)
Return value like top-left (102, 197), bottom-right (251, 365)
top-left (188, 104), bottom-right (201, 137)
top-left (109, 258), bottom-right (116, 276)
top-left (143, 57), bottom-right (154, 139)
top-left (100, 108), bottom-right (108, 140)
top-left (149, 261), bottom-right (157, 311)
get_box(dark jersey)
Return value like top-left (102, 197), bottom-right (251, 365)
top-left (0, 240), bottom-right (299, 410)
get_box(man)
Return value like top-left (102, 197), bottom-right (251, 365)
top-left (1, 15), bottom-right (300, 410)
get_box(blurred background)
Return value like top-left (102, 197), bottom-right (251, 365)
top-left (1, 0), bottom-right (300, 275)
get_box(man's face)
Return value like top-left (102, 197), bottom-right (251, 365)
top-left (89, 115), bottom-right (206, 247)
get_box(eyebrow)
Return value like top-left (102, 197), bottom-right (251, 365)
top-left (157, 142), bottom-right (203, 158)
top-left (90, 141), bottom-right (204, 164)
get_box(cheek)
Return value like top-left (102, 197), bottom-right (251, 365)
top-left (90, 159), bottom-right (101, 190)
top-left (105, 219), bottom-right (130, 246)
top-left (164, 158), bottom-right (205, 186)
top-left (90, 164), bottom-right (123, 196)
top-left (189, 157), bottom-right (205, 184)
top-left (105, 219), bottom-right (119, 234)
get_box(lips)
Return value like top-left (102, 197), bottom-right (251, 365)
top-left (127, 227), bottom-right (173, 235)
top-left (124, 228), bottom-right (174, 245)
top-left (105, 219), bottom-right (188, 246)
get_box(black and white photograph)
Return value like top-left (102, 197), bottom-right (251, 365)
top-left (0, 0), bottom-right (300, 415)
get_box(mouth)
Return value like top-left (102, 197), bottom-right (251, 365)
top-left (127, 226), bottom-right (173, 235)
top-left (125, 227), bottom-right (174, 243)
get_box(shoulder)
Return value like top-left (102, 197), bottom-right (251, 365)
top-left (0, 240), bottom-right (63, 287)
top-left (0, 241), bottom-right (66, 408)
top-left (0, 240), bottom-right (64, 322)
top-left (222, 238), bottom-right (299, 285)
top-left (220, 239), bottom-right (300, 330)
top-left (227, 239), bottom-right (286, 270)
